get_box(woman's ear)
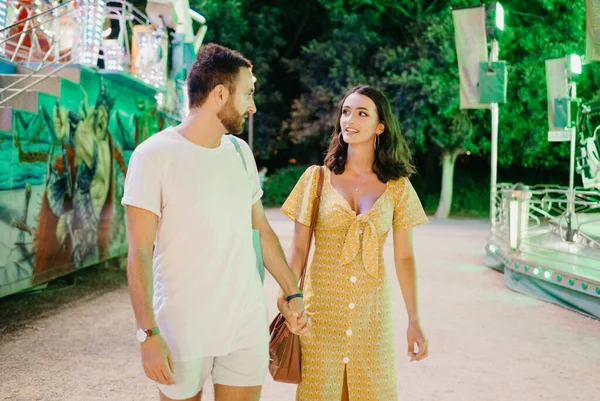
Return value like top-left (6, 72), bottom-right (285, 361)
top-left (377, 123), bottom-right (385, 135)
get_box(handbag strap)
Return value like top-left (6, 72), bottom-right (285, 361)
top-left (228, 135), bottom-right (248, 172)
top-left (298, 166), bottom-right (324, 290)
top-left (228, 135), bottom-right (256, 201)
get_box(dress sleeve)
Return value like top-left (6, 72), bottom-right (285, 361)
top-left (281, 165), bottom-right (321, 226)
top-left (393, 177), bottom-right (428, 230)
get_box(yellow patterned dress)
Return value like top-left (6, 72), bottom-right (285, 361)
top-left (281, 166), bottom-right (428, 401)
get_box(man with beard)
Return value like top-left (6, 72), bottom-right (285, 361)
top-left (121, 44), bottom-right (309, 401)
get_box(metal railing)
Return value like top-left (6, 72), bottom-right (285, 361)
top-left (101, 0), bottom-right (167, 85)
top-left (491, 183), bottom-right (600, 276)
top-left (0, 0), bottom-right (80, 106)
top-left (489, 182), bottom-right (512, 243)
top-left (521, 186), bottom-right (600, 246)
top-left (0, 0), bottom-right (170, 107)
top-left (0, 0), bottom-right (187, 125)
top-left (0, 0), bottom-right (78, 69)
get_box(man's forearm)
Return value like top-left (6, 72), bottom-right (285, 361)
top-left (126, 249), bottom-right (156, 328)
top-left (260, 226), bottom-right (300, 296)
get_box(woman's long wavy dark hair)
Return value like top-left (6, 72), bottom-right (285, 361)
top-left (324, 85), bottom-right (416, 182)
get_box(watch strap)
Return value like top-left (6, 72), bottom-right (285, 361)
top-left (144, 327), bottom-right (160, 337)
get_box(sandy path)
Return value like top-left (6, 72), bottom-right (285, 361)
top-left (1, 210), bottom-right (599, 401)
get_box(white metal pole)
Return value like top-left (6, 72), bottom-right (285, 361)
top-left (490, 39), bottom-right (499, 226)
top-left (568, 82), bottom-right (576, 216)
top-left (567, 122), bottom-right (576, 242)
top-left (569, 126), bottom-right (576, 208)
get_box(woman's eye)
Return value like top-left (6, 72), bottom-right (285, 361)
top-left (360, 112), bottom-right (367, 117)
top-left (342, 110), bottom-right (349, 115)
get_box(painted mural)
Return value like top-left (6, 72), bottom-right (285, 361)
top-left (0, 67), bottom-right (168, 297)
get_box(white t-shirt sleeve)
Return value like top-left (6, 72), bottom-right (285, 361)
top-left (239, 140), bottom-right (264, 204)
top-left (121, 150), bottom-right (162, 217)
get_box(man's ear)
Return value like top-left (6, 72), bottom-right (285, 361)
top-left (211, 84), bottom-right (229, 107)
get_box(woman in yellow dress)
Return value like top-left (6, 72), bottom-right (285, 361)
top-left (279, 85), bottom-right (429, 400)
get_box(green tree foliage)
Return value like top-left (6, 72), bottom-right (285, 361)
top-left (285, 14), bottom-right (377, 154)
top-left (497, 0), bottom-right (590, 168)
top-left (191, 0), bottom-right (330, 163)
top-left (182, 0), bottom-right (599, 215)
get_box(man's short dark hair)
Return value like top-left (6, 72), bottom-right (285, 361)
top-left (186, 43), bottom-right (252, 108)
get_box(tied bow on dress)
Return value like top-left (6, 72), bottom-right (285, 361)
top-left (339, 213), bottom-right (380, 278)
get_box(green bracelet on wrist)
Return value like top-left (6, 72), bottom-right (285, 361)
top-left (286, 293), bottom-right (303, 302)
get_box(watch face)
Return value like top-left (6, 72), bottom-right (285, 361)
top-left (136, 329), bottom-right (147, 343)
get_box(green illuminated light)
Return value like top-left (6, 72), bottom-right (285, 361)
top-left (514, 263), bottom-right (519, 269)
top-left (569, 279), bottom-right (575, 286)
top-left (524, 266), bottom-right (529, 272)
top-left (544, 271), bottom-right (552, 280)
top-left (582, 283), bottom-right (588, 290)
top-left (596, 287), bottom-right (600, 295)
top-left (556, 275), bottom-right (562, 282)
top-left (533, 268), bottom-right (540, 275)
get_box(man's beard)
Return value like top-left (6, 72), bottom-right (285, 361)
top-left (217, 97), bottom-right (246, 135)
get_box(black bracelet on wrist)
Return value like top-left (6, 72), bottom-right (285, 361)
top-left (286, 293), bottom-right (303, 302)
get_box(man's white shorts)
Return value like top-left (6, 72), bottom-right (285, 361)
top-left (158, 342), bottom-right (269, 400)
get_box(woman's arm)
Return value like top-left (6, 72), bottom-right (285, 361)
top-left (393, 228), bottom-right (419, 321)
top-left (393, 227), bottom-right (428, 362)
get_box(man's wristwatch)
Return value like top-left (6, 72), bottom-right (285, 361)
top-left (136, 327), bottom-right (160, 343)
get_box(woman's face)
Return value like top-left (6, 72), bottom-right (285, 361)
top-left (339, 93), bottom-right (384, 146)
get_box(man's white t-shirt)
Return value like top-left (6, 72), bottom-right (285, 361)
top-left (121, 128), bottom-right (269, 361)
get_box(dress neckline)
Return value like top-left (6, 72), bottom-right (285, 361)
top-left (325, 168), bottom-right (389, 216)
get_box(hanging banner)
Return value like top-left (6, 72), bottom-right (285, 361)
top-left (545, 58), bottom-right (569, 131)
top-left (452, 5), bottom-right (489, 109)
top-left (479, 61), bottom-right (508, 104)
top-left (586, 0), bottom-right (600, 63)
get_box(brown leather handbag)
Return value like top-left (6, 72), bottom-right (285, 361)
top-left (268, 166), bottom-right (324, 384)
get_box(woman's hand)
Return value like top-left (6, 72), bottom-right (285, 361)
top-left (406, 320), bottom-right (428, 362)
top-left (280, 299), bottom-right (310, 336)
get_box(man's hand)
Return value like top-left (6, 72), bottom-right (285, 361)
top-left (406, 320), bottom-right (428, 362)
top-left (141, 335), bottom-right (175, 385)
top-left (281, 297), bottom-right (310, 335)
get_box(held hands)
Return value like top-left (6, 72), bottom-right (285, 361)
top-left (280, 297), bottom-right (310, 336)
top-left (406, 320), bottom-right (428, 362)
top-left (141, 335), bottom-right (175, 385)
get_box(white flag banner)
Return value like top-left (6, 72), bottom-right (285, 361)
top-left (545, 58), bottom-right (568, 131)
top-left (452, 6), bottom-right (489, 109)
top-left (586, 0), bottom-right (600, 63)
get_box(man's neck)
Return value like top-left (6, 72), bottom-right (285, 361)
top-left (174, 108), bottom-right (226, 149)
